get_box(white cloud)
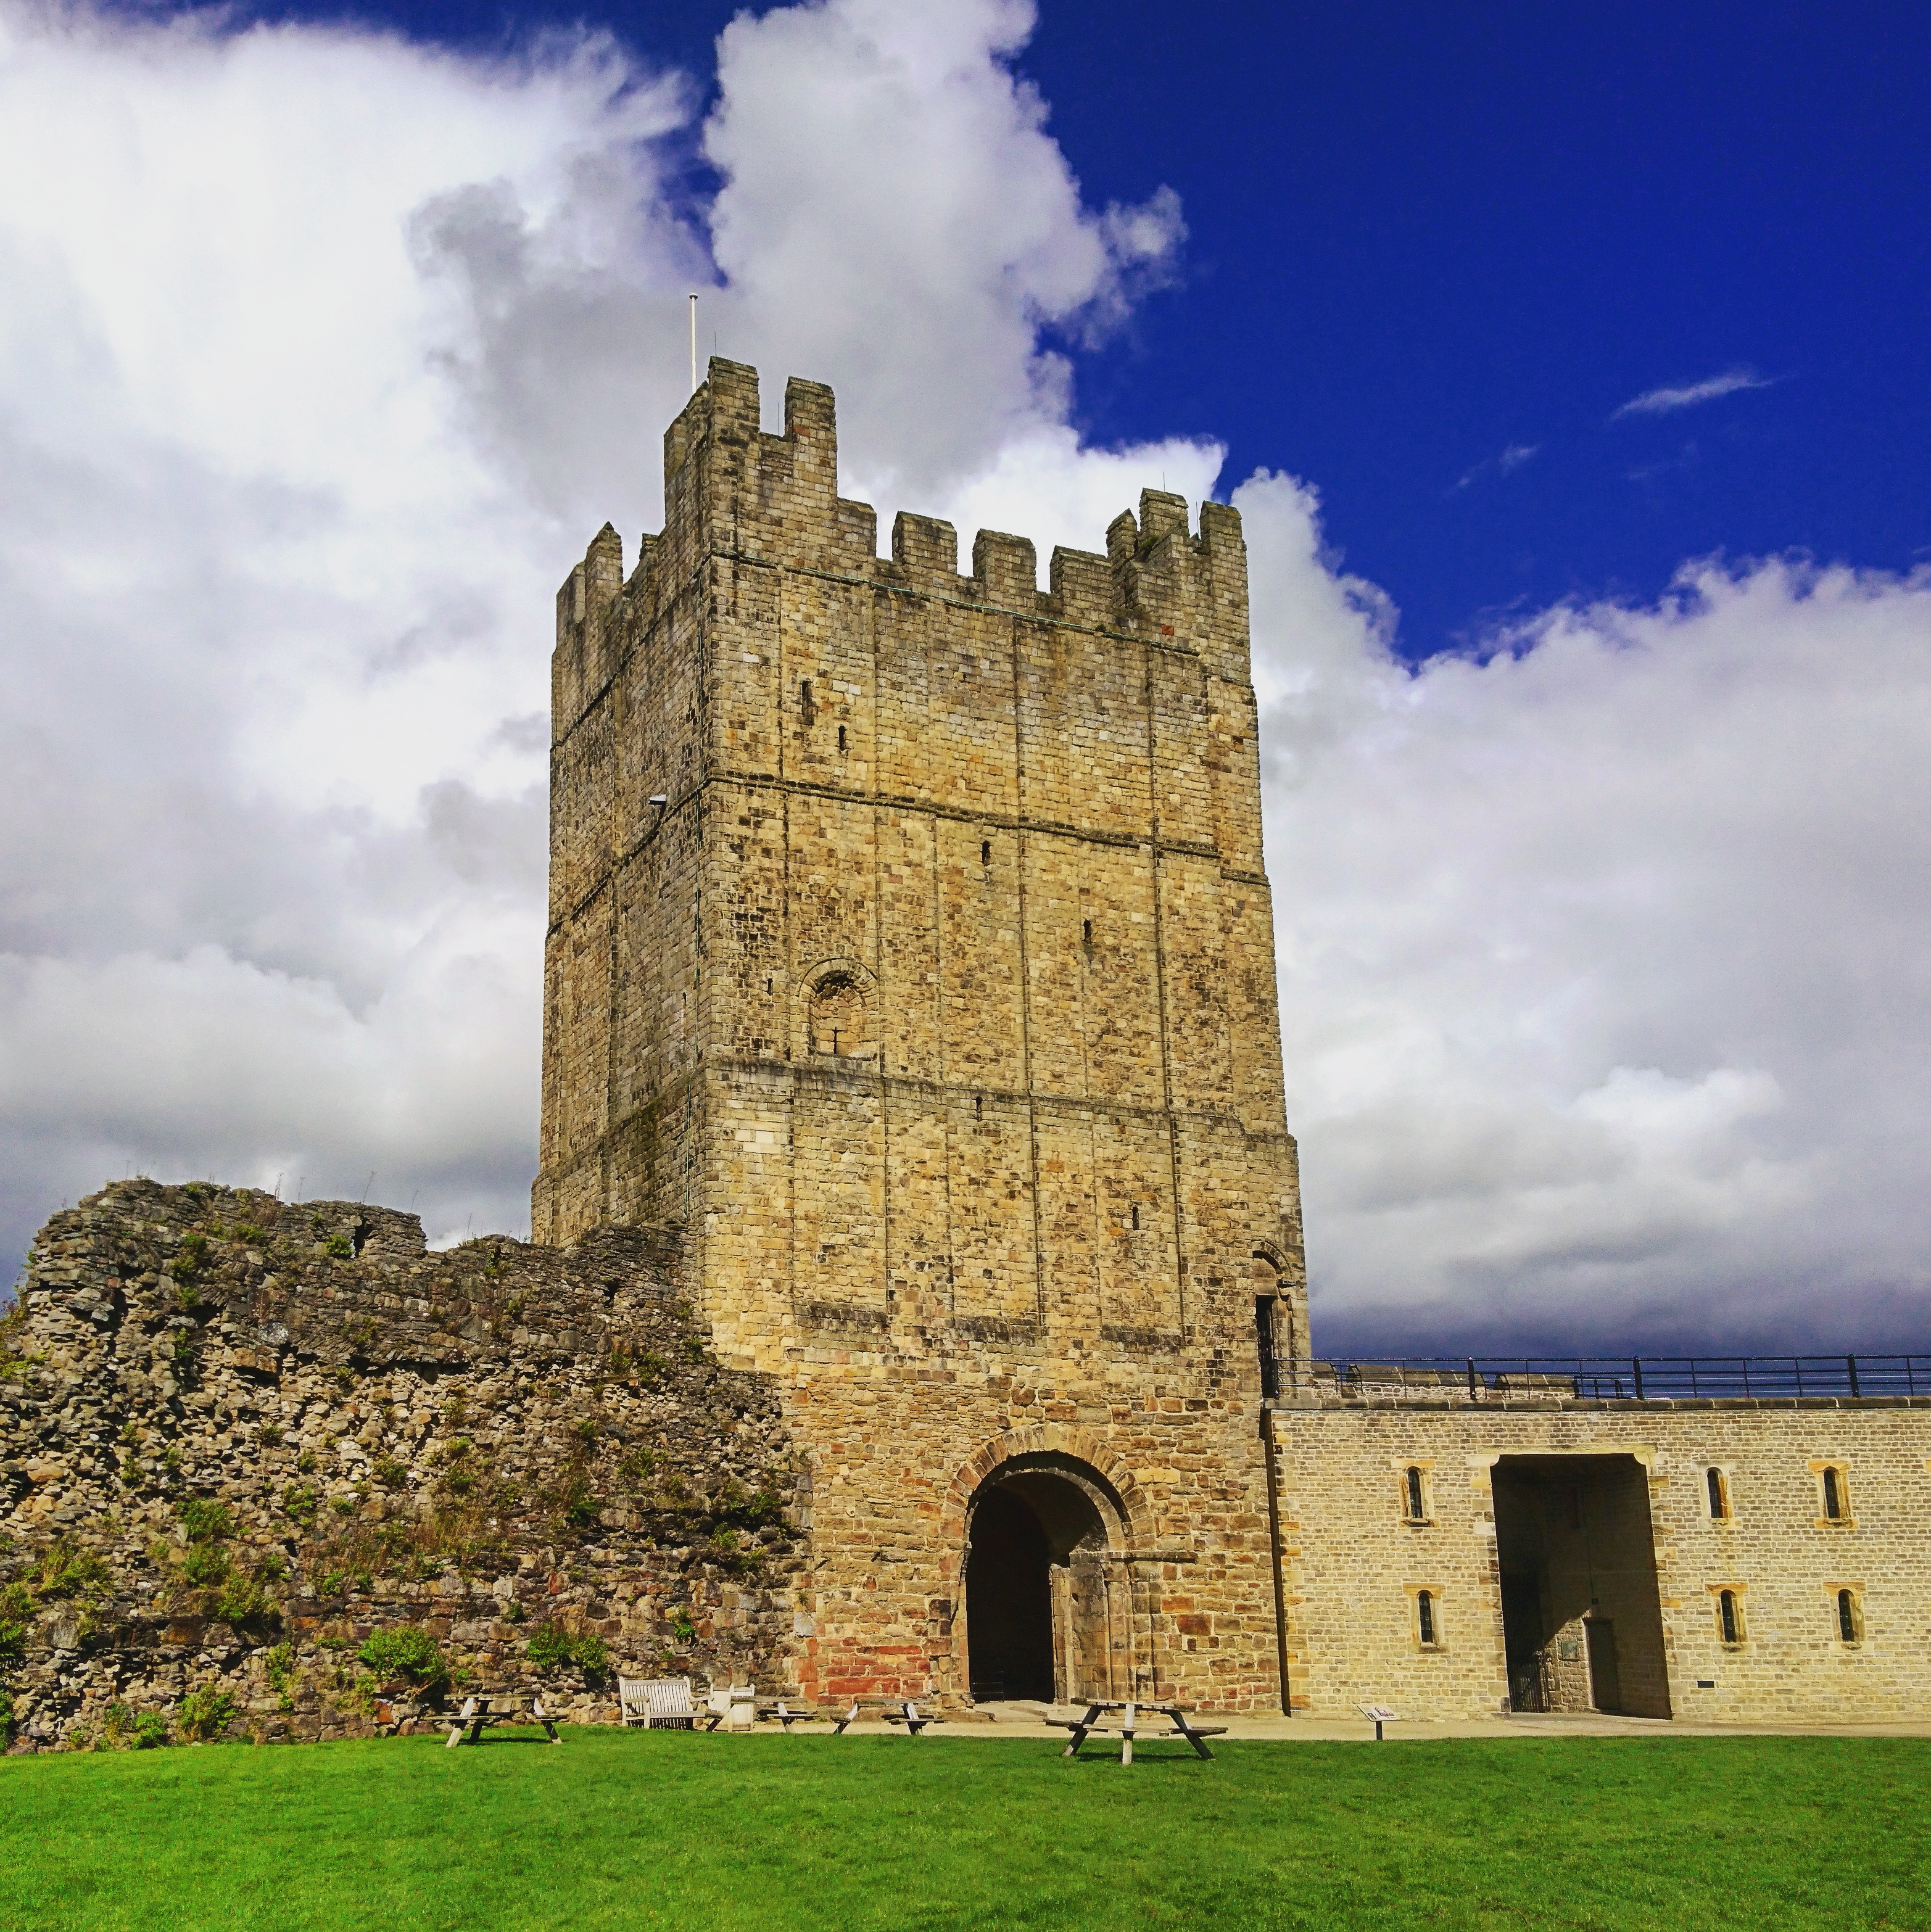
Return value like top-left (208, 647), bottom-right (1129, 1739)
top-left (1612, 365), bottom-right (1774, 418)
top-left (1452, 442), bottom-right (1540, 492)
top-left (2, 0), bottom-right (1927, 1360)
top-left (1240, 482), bottom-right (1931, 1348)
top-left (0, 0), bottom-right (1191, 1263)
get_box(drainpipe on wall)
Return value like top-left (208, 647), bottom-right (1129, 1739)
top-left (1262, 1405), bottom-right (1293, 1714)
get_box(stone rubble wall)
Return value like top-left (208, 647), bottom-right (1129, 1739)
top-left (0, 1179), bottom-right (806, 1751)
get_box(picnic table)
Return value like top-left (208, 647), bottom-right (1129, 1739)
top-left (1047, 1699), bottom-right (1226, 1765)
top-left (444, 1695), bottom-right (562, 1748)
top-left (756, 1700), bottom-right (820, 1733)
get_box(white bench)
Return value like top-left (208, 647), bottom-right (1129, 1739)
top-left (619, 1676), bottom-right (698, 1730)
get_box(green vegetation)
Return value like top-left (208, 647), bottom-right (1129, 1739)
top-left (524, 1627), bottom-right (609, 1675)
top-left (181, 1543), bottom-right (229, 1588)
top-left (212, 1572), bottom-right (276, 1630)
top-left (167, 1232), bottom-right (209, 1282)
top-left (0, 1733), bottom-right (1926, 1930)
top-left (356, 1627), bottom-right (448, 1693)
top-left (0, 1587), bottom-right (25, 1657)
top-left (0, 1297), bottom-right (43, 1382)
top-left (98, 1702), bottom-right (168, 1751)
top-left (178, 1498), bottom-right (233, 1544)
top-left (173, 1685), bottom-right (238, 1743)
top-left (33, 1540), bottom-right (114, 1603)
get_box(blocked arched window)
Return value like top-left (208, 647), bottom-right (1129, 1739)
top-left (808, 973), bottom-right (867, 1057)
top-left (1705, 1468), bottom-right (1729, 1519)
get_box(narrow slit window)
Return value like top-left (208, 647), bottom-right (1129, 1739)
top-left (1130, 1203), bottom-right (1139, 1230)
top-left (1706, 1468), bottom-right (1728, 1519)
top-left (1082, 918), bottom-right (1093, 946)
top-left (1254, 1297), bottom-right (1280, 1400)
top-left (800, 677), bottom-right (813, 709)
top-left (1822, 1466), bottom-right (1844, 1520)
top-left (1404, 1466), bottom-right (1426, 1522)
top-left (974, 1094), bottom-right (982, 1119)
top-left (1837, 1588), bottom-right (1859, 1644)
top-left (837, 724), bottom-right (846, 753)
top-left (1416, 1590), bottom-right (1437, 1646)
top-left (1719, 1589), bottom-right (1741, 1646)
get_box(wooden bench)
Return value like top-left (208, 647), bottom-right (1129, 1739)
top-left (817, 1699), bottom-right (934, 1735)
top-left (703, 1684), bottom-right (758, 1732)
top-left (1047, 1699), bottom-right (1226, 1764)
top-left (444, 1695), bottom-right (562, 1748)
top-left (618, 1676), bottom-right (698, 1730)
top-left (756, 1700), bottom-right (820, 1733)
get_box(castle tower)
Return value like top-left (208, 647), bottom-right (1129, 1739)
top-left (535, 359), bottom-right (1307, 1708)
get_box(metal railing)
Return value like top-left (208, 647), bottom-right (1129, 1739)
top-left (1279, 1355), bottom-right (1931, 1402)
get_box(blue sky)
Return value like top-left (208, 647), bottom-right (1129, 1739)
top-left (1, 0), bottom-right (1926, 1350)
top-left (205, 0), bottom-right (1929, 656)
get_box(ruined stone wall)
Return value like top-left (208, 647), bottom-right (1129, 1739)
top-left (0, 1181), bottom-right (804, 1752)
top-left (1273, 1397), bottom-right (1931, 1724)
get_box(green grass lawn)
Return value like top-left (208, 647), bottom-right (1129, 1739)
top-left (1, 1728), bottom-right (1925, 1931)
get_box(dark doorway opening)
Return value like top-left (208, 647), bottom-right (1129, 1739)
top-left (1492, 1454), bottom-right (1671, 1718)
top-left (964, 1487), bottom-right (1054, 1700)
top-left (964, 1455), bottom-right (1125, 1704)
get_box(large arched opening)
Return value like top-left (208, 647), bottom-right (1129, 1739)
top-left (964, 1453), bottom-right (1129, 1704)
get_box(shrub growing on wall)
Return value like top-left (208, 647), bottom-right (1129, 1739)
top-left (357, 1627), bottom-right (449, 1694)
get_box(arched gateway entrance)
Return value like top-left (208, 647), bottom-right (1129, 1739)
top-left (964, 1453), bottom-right (1130, 1703)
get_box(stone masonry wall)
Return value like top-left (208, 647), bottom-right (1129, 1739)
top-left (0, 1180), bottom-right (805, 1752)
top-left (524, 361), bottom-right (1308, 1713)
top-left (1274, 1397), bottom-right (1931, 1724)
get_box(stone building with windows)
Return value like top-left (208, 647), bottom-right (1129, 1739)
top-left (533, 360), bottom-right (1930, 1725)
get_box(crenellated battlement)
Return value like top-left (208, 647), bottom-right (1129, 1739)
top-left (551, 361), bottom-right (1252, 741)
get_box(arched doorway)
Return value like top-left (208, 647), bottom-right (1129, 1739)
top-left (964, 1453), bottom-right (1128, 1704)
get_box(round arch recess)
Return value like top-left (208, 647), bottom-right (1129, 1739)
top-left (943, 1429), bottom-right (1143, 1707)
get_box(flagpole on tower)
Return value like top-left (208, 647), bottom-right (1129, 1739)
top-left (689, 294), bottom-right (698, 394)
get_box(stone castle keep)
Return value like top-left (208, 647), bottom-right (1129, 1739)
top-left (533, 358), bottom-right (1305, 1711)
top-left (1, 361), bottom-right (1925, 1746)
